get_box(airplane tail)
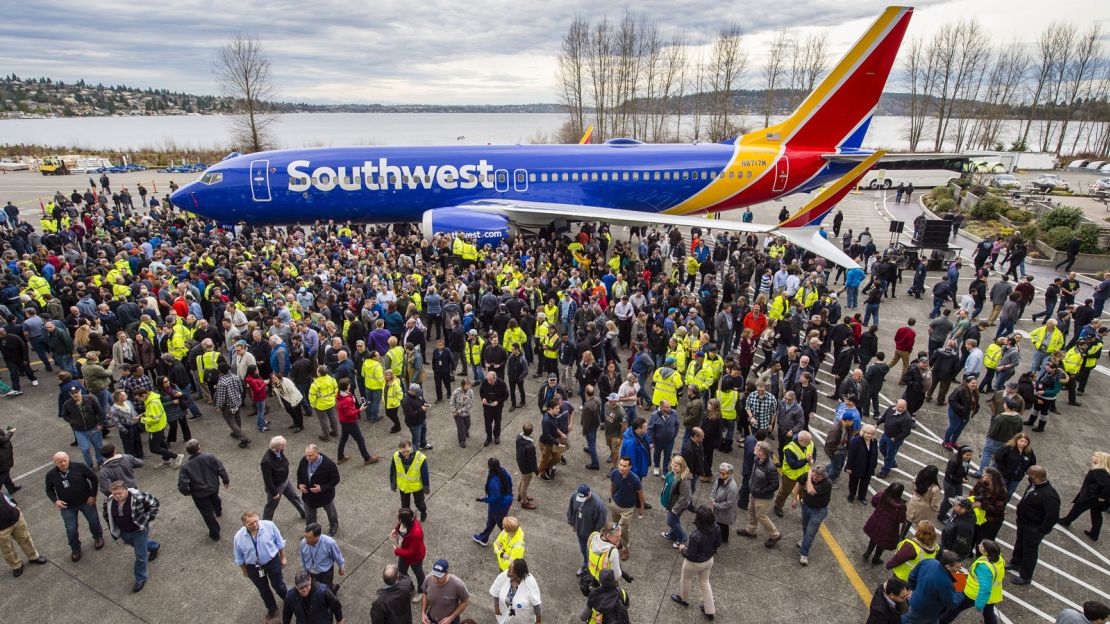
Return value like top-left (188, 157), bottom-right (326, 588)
top-left (778, 151), bottom-right (885, 227)
top-left (753, 6), bottom-right (912, 150)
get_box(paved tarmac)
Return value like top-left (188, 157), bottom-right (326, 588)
top-left (0, 174), bottom-right (1106, 623)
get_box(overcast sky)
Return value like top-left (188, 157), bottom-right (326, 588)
top-left (2, 0), bottom-right (1107, 105)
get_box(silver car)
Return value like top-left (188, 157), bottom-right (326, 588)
top-left (1031, 174), bottom-right (1070, 192)
top-left (990, 174), bottom-right (1021, 190)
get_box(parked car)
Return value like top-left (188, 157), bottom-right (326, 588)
top-left (1031, 173), bottom-right (1070, 192)
top-left (990, 174), bottom-right (1022, 190)
top-left (1089, 177), bottom-right (1110, 195)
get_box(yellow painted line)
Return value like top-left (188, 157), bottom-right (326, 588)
top-left (818, 523), bottom-right (872, 604)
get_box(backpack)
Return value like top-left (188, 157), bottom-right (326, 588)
top-left (578, 568), bottom-right (600, 596)
top-left (660, 471), bottom-right (676, 508)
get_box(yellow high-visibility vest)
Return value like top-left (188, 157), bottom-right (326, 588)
top-left (494, 528), bottom-right (525, 571)
top-left (891, 538), bottom-right (936, 581)
top-left (717, 388), bottom-right (738, 420)
top-left (1084, 340), bottom-right (1103, 367)
top-left (393, 451), bottom-right (426, 493)
top-left (963, 555), bottom-right (1004, 605)
top-left (308, 375), bottom-right (338, 410)
top-left (587, 532), bottom-right (615, 581)
top-left (385, 346), bottom-right (405, 377)
top-left (384, 377), bottom-right (402, 408)
top-left (1029, 326), bottom-right (1063, 353)
top-left (983, 343), bottom-right (1002, 370)
top-left (1062, 347), bottom-right (1083, 374)
top-left (362, 359), bottom-right (384, 390)
top-left (651, 369), bottom-right (681, 406)
top-left (466, 338), bottom-right (484, 366)
top-left (781, 440), bottom-right (814, 480)
top-left (196, 351), bottom-right (220, 383)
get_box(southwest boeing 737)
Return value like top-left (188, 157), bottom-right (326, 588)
top-left (172, 6), bottom-right (914, 268)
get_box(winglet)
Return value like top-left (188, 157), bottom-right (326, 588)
top-left (778, 150), bottom-right (885, 228)
top-left (578, 125), bottom-right (594, 145)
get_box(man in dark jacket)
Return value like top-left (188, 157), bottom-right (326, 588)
top-left (876, 399), bottom-right (913, 478)
top-left (176, 439), bottom-right (230, 541)
top-left (479, 370), bottom-right (509, 446)
top-left (401, 383), bottom-right (431, 451)
top-left (284, 569), bottom-right (344, 624)
top-left (927, 340), bottom-right (961, 404)
top-left (681, 428), bottom-right (706, 488)
top-left (567, 483), bottom-right (607, 570)
top-left (515, 423), bottom-right (538, 510)
top-left (866, 577), bottom-right (910, 624)
top-left (736, 441), bottom-right (781, 547)
top-left (905, 551), bottom-right (963, 622)
top-left (369, 564), bottom-right (414, 624)
top-left (940, 496), bottom-right (976, 560)
top-left (430, 339), bottom-right (454, 403)
top-left (44, 451), bottom-right (104, 561)
top-left (262, 436), bottom-right (307, 521)
top-left (61, 386), bottom-right (106, 467)
top-left (0, 327), bottom-right (35, 394)
top-left (1009, 465), bottom-right (1061, 584)
top-left (297, 445), bottom-right (341, 537)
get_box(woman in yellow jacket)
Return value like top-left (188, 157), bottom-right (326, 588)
top-left (135, 388), bottom-right (183, 468)
top-left (308, 365), bottom-right (339, 442)
top-left (383, 369), bottom-right (404, 434)
top-left (938, 539), bottom-right (1005, 624)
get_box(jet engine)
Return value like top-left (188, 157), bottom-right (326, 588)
top-left (421, 207), bottom-right (512, 247)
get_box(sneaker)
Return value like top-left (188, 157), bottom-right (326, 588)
top-left (420, 445), bottom-right (434, 451)
top-left (4, 390), bottom-right (20, 397)
top-left (672, 541), bottom-right (681, 549)
top-left (172, 454), bottom-right (184, 469)
top-left (472, 534), bottom-right (489, 547)
top-left (412, 591), bottom-right (422, 603)
top-left (31, 380), bottom-right (38, 387)
top-left (653, 467), bottom-right (660, 476)
top-left (799, 555), bottom-right (809, 566)
top-left (830, 481), bottom-right (840, 489)
top-left (765, 535), bottom-right (782, 548)
top-left (661, 531), bottom-right (672, 540)
top-left (259, 426), bottom-right (270, 432)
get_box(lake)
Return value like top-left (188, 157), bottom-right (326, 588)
top-left (0, 112), bottom-right (1081, 153)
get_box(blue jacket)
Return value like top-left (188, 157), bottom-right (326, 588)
top-left (646, 409), bottom-right (679, 446)
top-left (845, 268), bottom-right (866, 288)
top-left (269, 342), bottom-right (291, 377)
top-left (906, 558), bottom-right (963, 619)
top-left (619, 428), bottom-right (650, 478)
top-left (480, 470), bottom-right (515, 514)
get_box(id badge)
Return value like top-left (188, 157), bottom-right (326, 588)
top-left (61, 480), bottom-right (70, 488)
top-left (257, 566), bottom-right (266, 578)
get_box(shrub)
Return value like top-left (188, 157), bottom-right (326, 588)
top-left (935, 198), bottom-right (957, 214)
top-left (1076, 223), bottom-right (1102, 254)
top-left (1039, 206), bottom-right (1083, 230)
top-left (969, 185), bottom-right (988, 197)
top-left (952, 178), bottom-right (972, 189)
top-left (1004, 208), bottom-right (1033, 224)
top-left (1043, 226), bottom-right (1073, 250)
top-left (930, 186), bottom-right (953, 200)
top-left (970, 195), bottom-right (1008, 220)
top-left (1019, 222), bottom-right (1039, 243)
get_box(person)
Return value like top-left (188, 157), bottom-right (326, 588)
top-left (391, 507), bottom-right (426, 604)
top-left (0, 491), bottom-right (48, 577)
top-left (300, 522), bottom-right (346, 593)
top-left (618, 417), bottom-right (649, 481)
top-left (969, 468), bottom-right (1008, 547)
top-left (943, 375), bottom-right (979, 449)
top-left (940, 496), bottom-right (977, 561)
top-left (480, 370), bottom-right (510, 446)
top-left (938, 446), bottom-right (973, 521)
top-left (102, 481), bottom-right (161, 593)
top-left (646, 400), bottom-right (679, 476)
top-left (108, 390), bottom-right (145, 459)
top-left (44, 451), bottom-right (104, 561)
top-left (309, 365), bottom-right (340, 442)
top-left (973, 396), bottom-right (1024, 479)
top-left (383, 369), bottom-right (404, 433)
top-left (507, 343), bottom-right (528, 411)
top-left (489, 558), bottom-right (542, 624)
top-left (904, 550), bottom-right (964, 624)
top-left (939, 540), bottom-right (1005, 624)
top-left (567, 483), bottom-right (608, 572)
top-left (586, 522), bottom-right (631, 587)
top-left (233, 510), bottom-right (288, 621)
top-left (866, 577), bottom-right (911, 624)
top-left (472, 457), bottom-right (514, 546)
top-left (213, 362), bottom-right (252, 448)
top-left (736, 443), bottom-right (778, 547)
top-left (862, 483), bottom-right (907, 565)
top-left (401, 382), bottom-right (432, 451)
top-left (886, 520), bottom-right (939, 581)
top-left (661, 455), bottom-right (694, 547)
top-left (297, 444), bottom-right (341, 537)
top-left (336, 378), bottom-right (382, 464)
top-left (176, 439), bottom-right (229, 541)
top-left (283, 569), bottom-right (345, 624)
top-left (371, 564), bottom-right (415, 623)
top-left (876, 400), bottom-right (913, 478)
top-left (97, 444), bottom-right (143, 496)
top-left (61, 385), bottom-right (106, 468)
top-left (492, 516), bottom-right (525, 572)
top-left (451, 377), bottom-right (474, 448)
top-left (1055, 602), bottom-right (1110, 624)
top-left (262, 435), bottom-right (308, 521)
top-left (1058, 451), bottom-right (1110, 541)
top-left (581, 568), bottom-right (630, 624)
top-left (390, 440), bottom-right (429, 522)
top-left (671, 505), bottom-right (721, 621)
top-left (422, 559), bottom-right (470, 624)
top-left (580, 385), bottom-right (602, 470)
top-left (995, 433), bottom-right (1037, 498)
top-left (845, 424), bottom-right (879, 504)
top-left (431, 338), bottom-right (455, 404)
top-left (1009, 465), bottom-right (1061, 585)
top-left (607, 456), bottom-right (644, 559)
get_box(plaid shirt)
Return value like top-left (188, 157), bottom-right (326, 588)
top-left (120, 373), bottom-right (153, 400)
top-left (213, 372), bottom-right (244, 411)
top-left (745, 391), bottom-right (778, 430)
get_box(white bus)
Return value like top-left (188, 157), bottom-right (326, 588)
top-left (858, 155), bottom-right (1003, 189)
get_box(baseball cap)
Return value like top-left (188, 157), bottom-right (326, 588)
top-left (949, 496), bottom-right (971, 509)
top-left (576, 484), bottom-right (591, 502)
top-left (606, 393), bottom-right (619, 402)
top-left (468, 329), bottom-right (477, 336)
top-left (430, 559), bottom-right (449, 578)
top-left (547, 373), bottom-right (558, 380)
top-left (295, 570), bottom-right (313, 589)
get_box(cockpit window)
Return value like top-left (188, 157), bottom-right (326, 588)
top-left (198, 172), bottom-right (223, 185)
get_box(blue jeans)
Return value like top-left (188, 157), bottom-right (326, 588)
top-left (29, 337), bottom-right (51, 370)
top-left (652, 438), bottom-right (675, 471)
top-left (666, 509), bottom-right (687, 544)
top-left (471, 364), bottom-right (484, 384)
top-left (623, 405), bottom-right (638, 426)
top-left (54, 353), bottom-right (77, 375)
top-left (995, 319), bottom-right (1014, 339)
top-left (409, 423), bottom-right (427, 449)
top-left (119, 529), bottom-right (159, 584)
top-left (477, 506), bottom-right (507, 542)
top-left (930, 296), bottom-right (945, 318)
top-left (1030, 350), bottom-right (1050, 373)
top-left (366, 388), bottom-right (382, 422)
top-left (60, 503), bottom-right (103, 551)
top-left (878, 434), bottom-right (904, 476)
top-left (94, 389), bottom-right (113, 419)
top-left (977, 438), bottom-right (1005, 476)
top-left (846, 285), bottom-right (859, 308)
top-left (254, 400), bottom-right (267, 430)
top-left (863, 303), bottom-right (879, 326)
top-left (943, 408), bottom-right (969, 446)
top-left (799, 503), bottom-right (828, 556)
top-left (577, 533), bottom-right (590, 567)
top-left (723, 418), bottom-right (737, 444)
top-left (74, 428), bottom-right (105, 466)
top-left (826, 450), bottom-right (846, 483)
top-left (584, 429), bottom-right (599, 468)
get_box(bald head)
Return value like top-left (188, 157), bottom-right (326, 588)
top-left (1027, 465), bottom-right (1048, 484)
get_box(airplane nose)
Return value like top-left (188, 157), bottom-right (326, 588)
top-left (170, 184), bottom-right (199, 212)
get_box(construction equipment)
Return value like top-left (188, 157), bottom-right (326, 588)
top-left (38, 156), bottom-right (72, 176)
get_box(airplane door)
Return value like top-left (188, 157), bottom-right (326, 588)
top-left (495, 169), bottom-right (509, 192)
top-left (250, 159), bottom-right (271, 202)
top-left (513, 169), bottom-right (528, 192)
top-left (772, 156), bottom-right (789, 192)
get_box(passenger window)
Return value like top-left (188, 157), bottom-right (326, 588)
top-left (682, 171), bottom-right (689, 180)
top-left (622, 172), bottom-right (629, 181)
top-left (632, 172), bottom-right (640, 181)
top-left (562, 173), bottom-right (569, 182)
top-left (540, 173), bottom-right (548, 182)
top-left (654, 172), bottom-right (661, 181)
top-left (663, 172), bottom-right (671, 180)
top-left (591, 173), bottom-right (598, 181)
top-left (601, 173), bottom-right (608, 181)
top-left (572, 173), bottom-right (579, 181)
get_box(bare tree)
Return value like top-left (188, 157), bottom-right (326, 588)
top-left (556, 16), bottom-right (589, 140)
top-left (788, 32), bottom-right (831, 109)
top-left (706, 23), bottom-right (746, 142)
top-left (213, 34), bottom-right (276, 153)
top-left (661, 33), bottom-right (689, 142)
top-left (970, 45), bottom-right (1028, 149)
top-left (761, 29), bottom-right (790, 127)
top-left (903, 37), bottom-right (939, 151)
top-left (928, 20), bottom-right (990, 151)
top-left (1020, 23), bottom-right (1073, 148)
top-left (1054, 24), bottom-right (1102, 155)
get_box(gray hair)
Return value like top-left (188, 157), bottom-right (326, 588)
top-left (269, 435), bottom-right (287, 451)
top-left (718, 462), bottom-right (734, 475)
top-left (812, 465), bottom-right (828, 477)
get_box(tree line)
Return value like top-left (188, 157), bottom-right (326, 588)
top-left (555, 14), bottom-right (1109, 157)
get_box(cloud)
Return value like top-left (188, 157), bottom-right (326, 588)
top-left (1, 0), bottom-right (1105, 104)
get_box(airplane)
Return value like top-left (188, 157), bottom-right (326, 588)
top-left (172, 6), bottom-right (914, 268)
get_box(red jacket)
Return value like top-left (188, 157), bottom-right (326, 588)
top-left (744, 313), bottom-right (768, 338)
top-left (336, 392), bottom-right (360, 424)
top-left (393, 519), bottom-right (426, 565)
top-left (244, 375), bottom-right (268, 402)
top-left (893, 327), bottom-right (916, 352)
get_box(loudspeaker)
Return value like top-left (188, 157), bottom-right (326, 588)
top-left (889, 221), bottom-right (905, 233)
top-left (916, 220), bottom-right (951, 248)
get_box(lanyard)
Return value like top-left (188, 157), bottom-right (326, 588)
top-left (249, 531), bottom-right (262, 565)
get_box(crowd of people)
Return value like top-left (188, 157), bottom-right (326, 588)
top-left (0, 175), bottom-right (1107, 624)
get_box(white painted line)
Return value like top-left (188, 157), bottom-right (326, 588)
top-left (13, 461), bottom-right (53, 482)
